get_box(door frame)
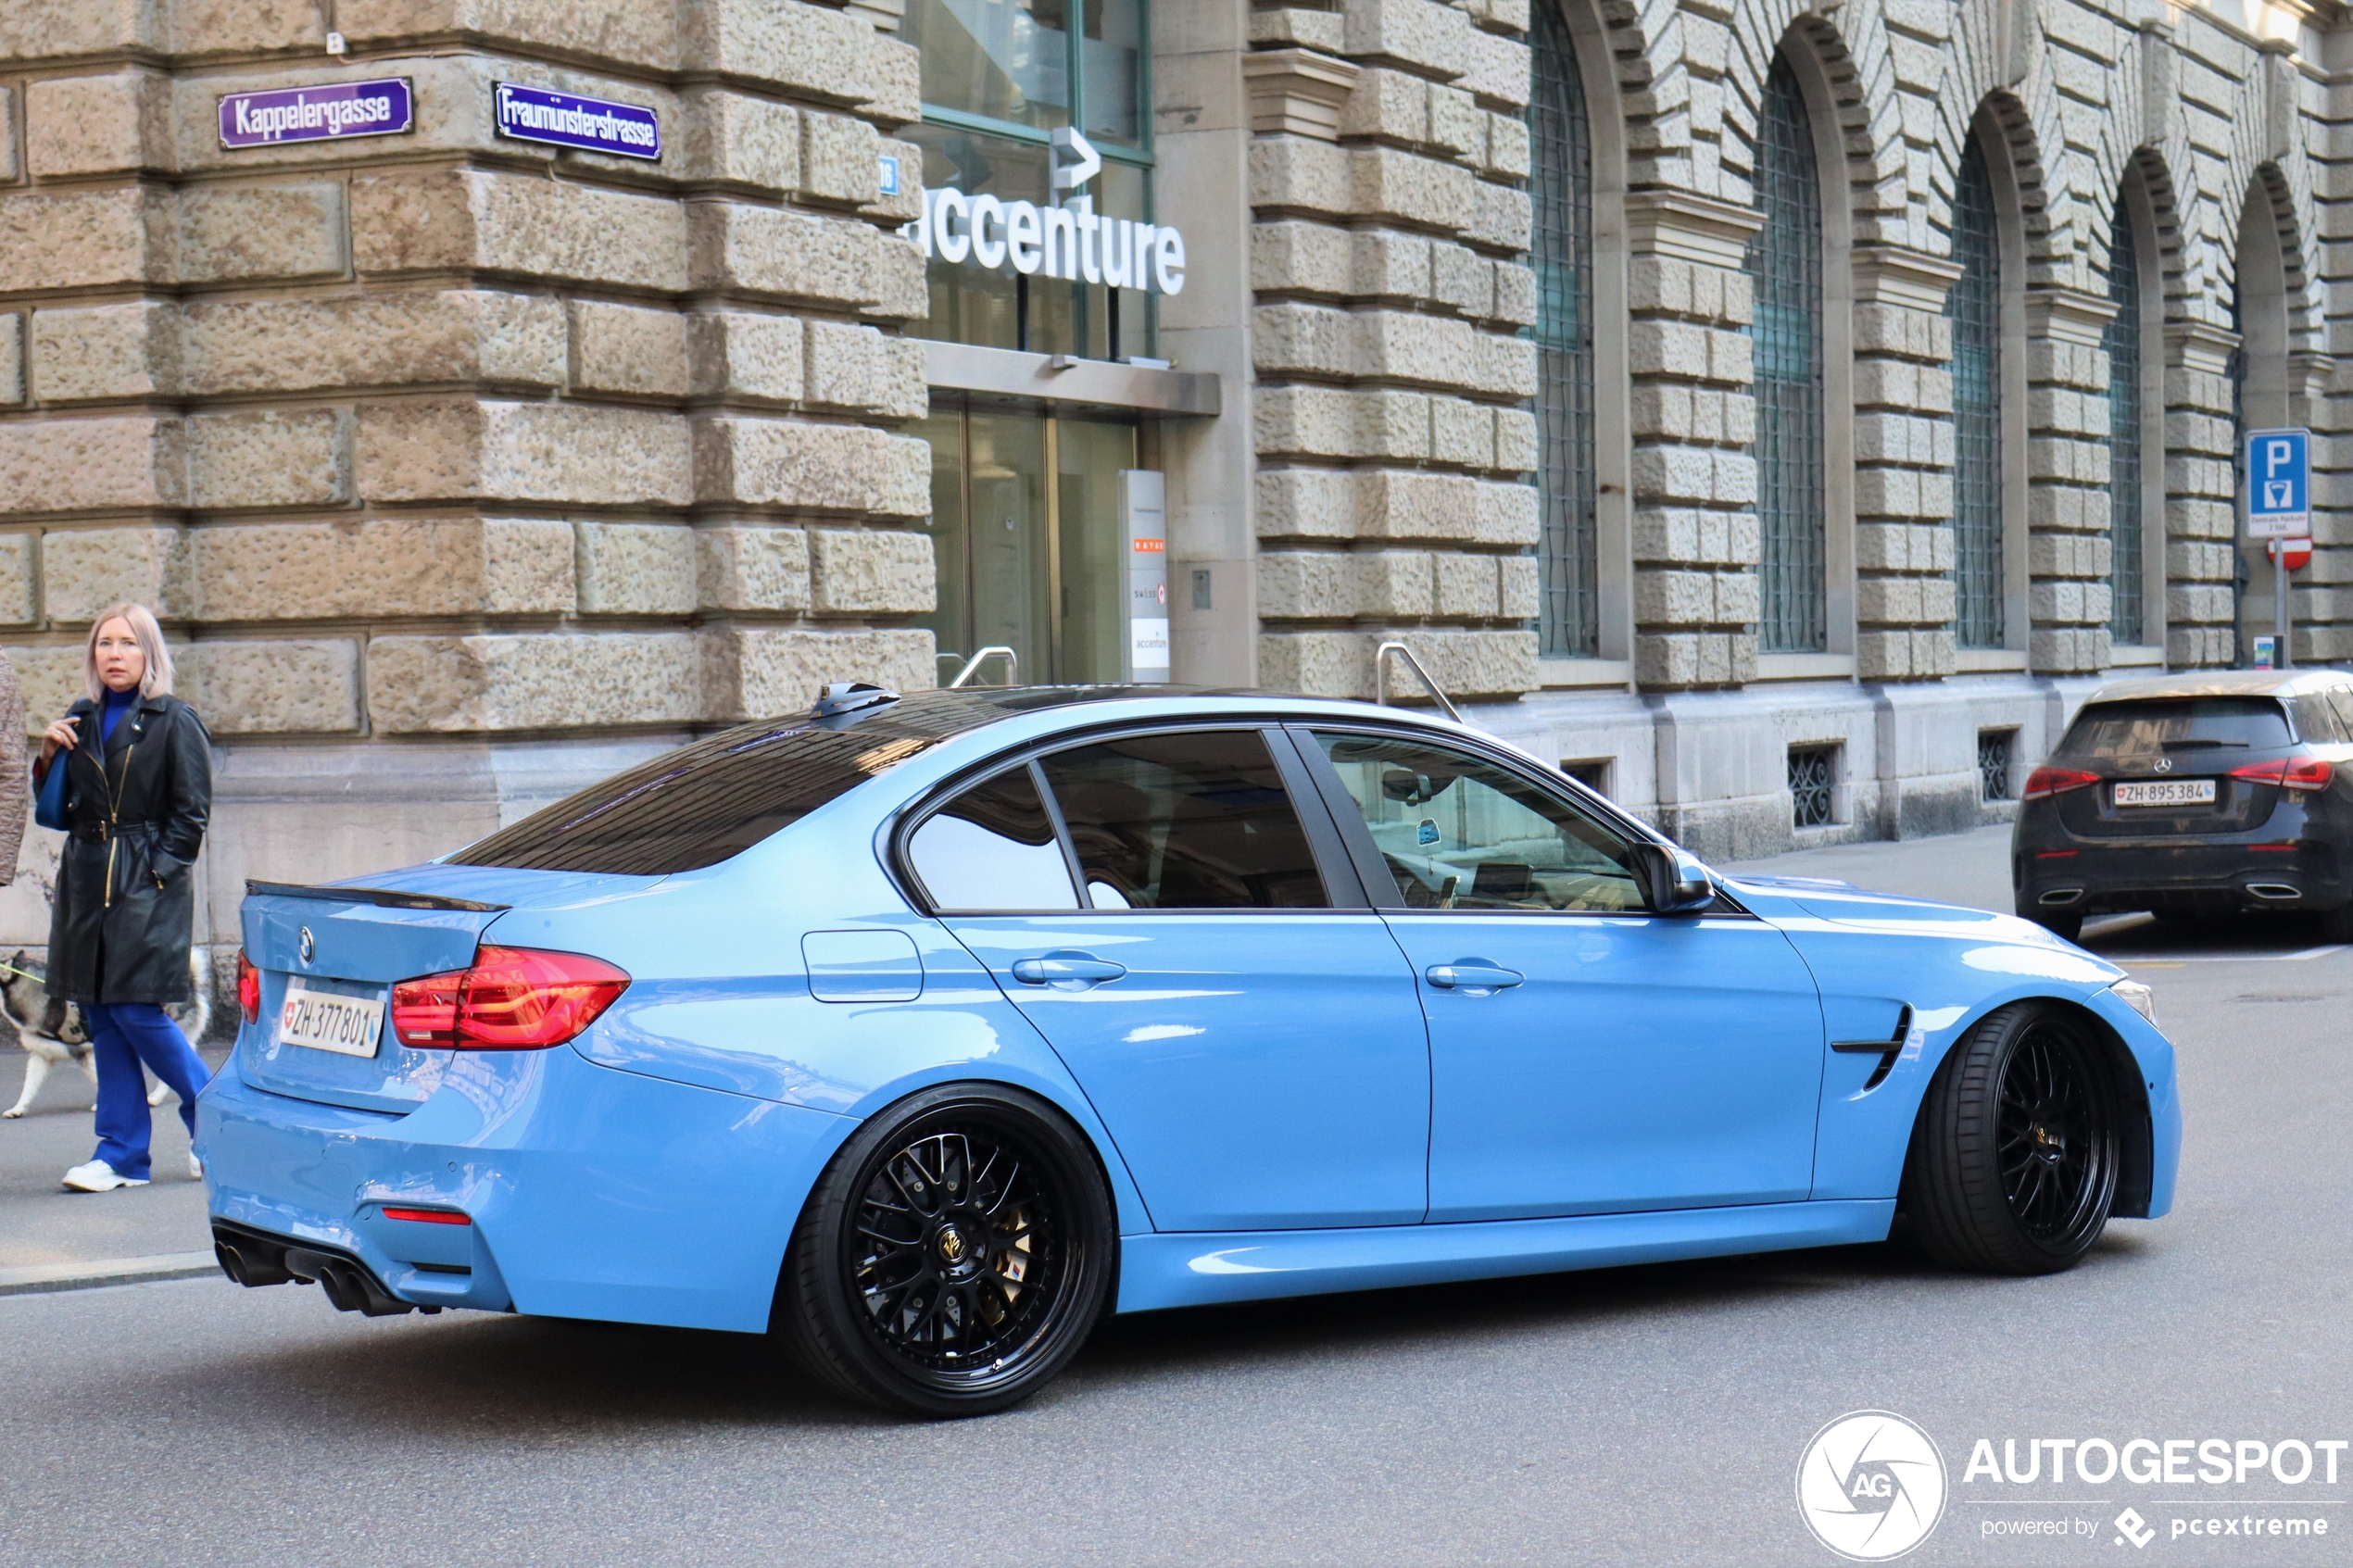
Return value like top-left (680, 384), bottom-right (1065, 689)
top-left (885, 718), bottom-right (1378, 917)
top-left (1280, 721), bottom-right (1762, 924)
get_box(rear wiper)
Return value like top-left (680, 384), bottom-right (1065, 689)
top-left (2159, 738), bottom-right (2246, 749)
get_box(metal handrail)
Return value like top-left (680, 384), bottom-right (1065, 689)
top-left (947, 646), bottom-right (1020, 688)
top-left (1372, 641), bottom-right (1465, 724)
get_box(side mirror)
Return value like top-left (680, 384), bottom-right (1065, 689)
top-left (1630, 842), bottom-right (1717, 914)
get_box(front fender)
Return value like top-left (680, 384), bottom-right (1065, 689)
top-left (1772, 910), bottom-right (2178, 1219)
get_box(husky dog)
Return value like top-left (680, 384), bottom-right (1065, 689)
top-left (2, 948), bottom-right (216, 1118)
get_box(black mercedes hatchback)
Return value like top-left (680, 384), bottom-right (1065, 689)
top-left (2013, 671), bottom-right (2353, 942)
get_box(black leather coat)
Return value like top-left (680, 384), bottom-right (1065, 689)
top-left (37, 694), bottom-right (213, 1004)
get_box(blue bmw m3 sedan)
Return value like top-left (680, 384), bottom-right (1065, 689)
top-left (203, 685), bottom-right (2181, 1415)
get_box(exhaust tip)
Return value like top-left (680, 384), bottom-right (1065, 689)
top-left (2037, 888), bottom-right (2085, 906)
top-left (2246, 883), bottom-right (2302, 901)
top-left (212, 1231), bottom-right (295, 1288)
top-left (283, 1247), bottom-right (416, 1317)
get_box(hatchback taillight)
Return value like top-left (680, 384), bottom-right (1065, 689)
top-left (2229, 757), bottom-right (2334, 793)
top-left (235, 949), bottom-right (260, 1024)
top-left (2022, 766), bottom-right (2101, 801)
top-left (389, 947), bottom-right (630, 1051)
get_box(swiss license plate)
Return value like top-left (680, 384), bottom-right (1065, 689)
top-left (277, 982), bottom-right (386, 1058)
top-left (2114, 779), bottom-right (2217, 809)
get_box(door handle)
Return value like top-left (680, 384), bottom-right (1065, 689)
top-left (1424, 961), bottom-right (1525, 996)
top-left (1011, 951), bottom-right (1128, 989)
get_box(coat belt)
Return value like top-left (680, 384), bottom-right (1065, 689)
top-left (70, 822), bottom-right (159, 844)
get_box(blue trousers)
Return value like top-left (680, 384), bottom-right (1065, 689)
top-left (87, 1003), bottom-right (209, 1181)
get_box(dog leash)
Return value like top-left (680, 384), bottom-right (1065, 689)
top-left (0, 960), bottom-right (48, 985)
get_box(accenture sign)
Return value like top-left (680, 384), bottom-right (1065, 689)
top-left (909, 128), bottom-right (1185, 296)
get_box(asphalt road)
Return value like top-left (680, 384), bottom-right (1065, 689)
top-left (1, 825), bottom-right (2347, 1567)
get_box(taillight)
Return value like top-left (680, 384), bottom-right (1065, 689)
top-left (390, 968), bottom-right (466, 1047)
top-left (457, 947), bottom-right (631, 1048)
top-left (235, 949), bottom-right (260, 1024)
top-left (2022, 766), bottom-right (2101, 801)
top-left (389, 947), bottom-right (630, 1052)
top-left (2229, 757), bottom-right (2334, 793)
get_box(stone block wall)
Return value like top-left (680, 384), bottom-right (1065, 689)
top-left (2024, 295), bottom-right (2117, 674)
top-left (1246, 0), bottom-right (1541, 700)
top-left (0, 0), bottom-right (936, 749)
top-left (1624, 197), bottom-right (1762, 689)
top-left (1851, 252), bottom-right (1960, 680)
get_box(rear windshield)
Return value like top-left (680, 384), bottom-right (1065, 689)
top-left (2057, 697), bottom-right (2293, 762)
top-left (449, 689), bottom-right (1120, 875)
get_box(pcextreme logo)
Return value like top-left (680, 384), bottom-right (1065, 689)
top-left (1797, 1411), bottom-right (1950, 1561)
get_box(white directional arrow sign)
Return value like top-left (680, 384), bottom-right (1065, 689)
top-left (1051, 125), bottom-right (1101, 191)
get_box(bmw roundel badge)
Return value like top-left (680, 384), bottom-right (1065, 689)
top-left (298, 926), bottom-right (315, 964)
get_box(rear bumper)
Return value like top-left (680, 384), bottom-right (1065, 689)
top-left (198, 1039), bottom-right (857, 1333)
top-left (2014, 837), bottom-right (2347, 918)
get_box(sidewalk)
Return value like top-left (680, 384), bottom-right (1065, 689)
top-left (0, 1047), bottom-right (226, 1273)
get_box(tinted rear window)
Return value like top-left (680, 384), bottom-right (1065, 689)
top-left (2057, 698), bottom-right (2293, 761)
top-left (1042, 730), bottom-right (1328, 909)
top-left (450, 689), bottom-right (1127, 875)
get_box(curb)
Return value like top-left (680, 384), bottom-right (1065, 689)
top-left (0, 1251), bottom-right (220, 1297)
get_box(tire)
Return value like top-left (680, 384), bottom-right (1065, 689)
top-left (775, 1083), bottom-right (1115, 1418)
top-left (1901, 1001), bottom-right (2121, 1276)
top-left (2026, 910), bottom-right (2082, 944)
top-left (2320, 903), bottom-right (2353, 944)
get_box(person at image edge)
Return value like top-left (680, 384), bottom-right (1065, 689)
top-left (33, 605), bottom-right (214, 1192)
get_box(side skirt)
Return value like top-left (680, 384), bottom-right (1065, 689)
top-left (1113, 1198), bottom-right (1897, 1314)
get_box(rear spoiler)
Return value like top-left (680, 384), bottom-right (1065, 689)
top-left (245, 880), bottom-right (511, 914)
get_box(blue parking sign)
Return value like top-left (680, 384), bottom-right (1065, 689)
top-left (2246, 427), bottom-right (2309, 538)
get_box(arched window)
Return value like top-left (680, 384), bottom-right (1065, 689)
top-left (1745, 54), bottom-right (1827, 652)
top-left (2102, 194), bottom-right (2145, 646)
top-left (1529, 1), bottom-right (1597, 657)
top-left (1948, 135), bottom-right (2004, 648)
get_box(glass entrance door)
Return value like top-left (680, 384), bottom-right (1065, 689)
top-left (918, 396), bottom-right (1139, 685)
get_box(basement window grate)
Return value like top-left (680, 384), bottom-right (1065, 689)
top-left (1979, 730), bottom-right (2016, 802)
top-left (1789, 746), bottom-right (1836, 829)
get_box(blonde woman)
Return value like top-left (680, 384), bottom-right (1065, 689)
top-left (32, 605), bottom-right (214, 1192)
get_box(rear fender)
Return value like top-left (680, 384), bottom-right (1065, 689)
top-left (547, 909), bottom-right (1155, 1239)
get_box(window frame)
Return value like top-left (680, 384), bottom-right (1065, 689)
top-left (2106, 177), bottom-right (2167, 652)
top-left (1285, 722), bottom-right (1755, 921)
top-left (1747, 50), bottom-right (1830, 657)
top-left (1948, 124), bottom-right (2010, 652)
top-left (914, 0), bottom-right (1154, 166)
top-left (1529, 0), bottom-right (1601, 659)
top-left (889, 721), bottom-right (1371, 916)
top-left (1527, 0), bottom-right (1633, 681)
top-left (913, 0), bottom-right (1155, 360)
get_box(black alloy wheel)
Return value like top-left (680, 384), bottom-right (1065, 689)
top-left (1902, 1001), bottom-right (2121, 1275)
top-left (776, 1084), bottom-right (1114, 1417)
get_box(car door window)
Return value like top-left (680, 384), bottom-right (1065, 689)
top-left (907, 763), bottom-right (1078, 911)
top-left (1312, 732), bottom-right (1643, 912)
top-left (1038, 730), bottom-right (1330, 909)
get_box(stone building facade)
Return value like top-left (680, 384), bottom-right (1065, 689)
top-left (0, 0), bottom-right (2347, 967)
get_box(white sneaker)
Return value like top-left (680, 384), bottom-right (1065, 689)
top-left (62, 1160), bottom-right (149, 1193)
top-left (188, 1152), bottom-right (205, 1180)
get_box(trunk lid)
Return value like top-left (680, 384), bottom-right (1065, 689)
top-left (2049, 696), bottom-right (2296, 840)
top-left (236, 866), bottom-right (657, 1113)
top-left (2053, 758), bottom-right (2294, 840)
